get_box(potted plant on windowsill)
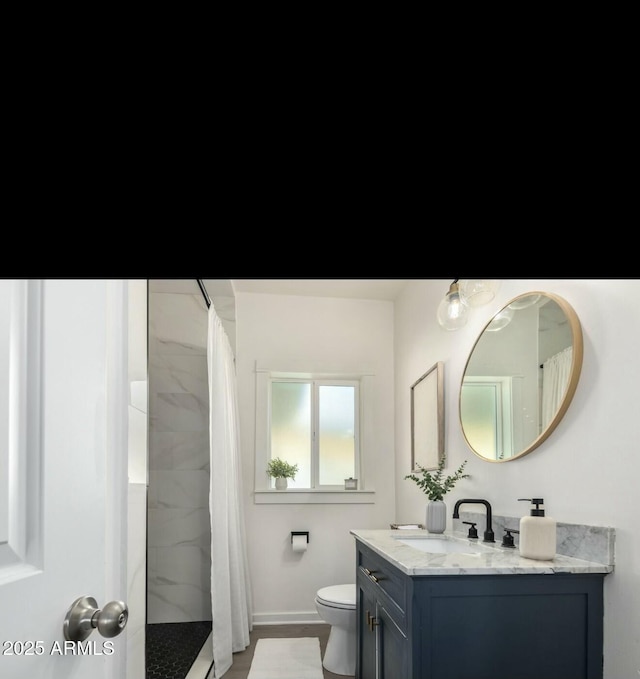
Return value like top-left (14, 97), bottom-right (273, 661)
top-left (267, 457), bottom-right (299, 490)
top-left (405, 455), bottom-right (470, 533)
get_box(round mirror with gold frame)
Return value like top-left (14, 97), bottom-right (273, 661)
top-left (459, 292), bottom-right (583, 462)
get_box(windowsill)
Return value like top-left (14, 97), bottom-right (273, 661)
top-left (253, 489), bottom-right (375, 504)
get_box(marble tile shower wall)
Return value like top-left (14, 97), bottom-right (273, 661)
top-left (147, 292), bottom-right (212, 624)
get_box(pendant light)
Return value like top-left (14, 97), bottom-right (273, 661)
top-left (486, 306), bottom-right (514, 331)
top-left (508, 293), bottom-right (541, 310)
top-left (437, 280), bottom-right (469, 331)
top-left (458, 280), bottom-right (499, 307)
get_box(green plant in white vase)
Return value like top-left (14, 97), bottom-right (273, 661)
top-left (267, 457), bottom-right (299, 490)
top-left (405, 455), bottom-right (470, 533)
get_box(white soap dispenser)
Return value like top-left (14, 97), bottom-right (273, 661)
top-left (517, 498), bottom-right (556, 560)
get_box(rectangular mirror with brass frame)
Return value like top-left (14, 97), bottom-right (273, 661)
top-left (410, 361), bottom-right (444, 471)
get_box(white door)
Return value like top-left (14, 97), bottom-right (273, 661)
top-left (0, 280), bottom-right (128, 679)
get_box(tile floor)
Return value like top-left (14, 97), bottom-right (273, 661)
top-left (146, 621), bottom-right (212, 679)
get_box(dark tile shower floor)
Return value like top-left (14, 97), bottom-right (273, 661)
top-left (146, 621), bottom-right (212, 679)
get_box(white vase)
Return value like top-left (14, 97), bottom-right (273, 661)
top-left (275, 477), bottom-right (288, 490)
top-left (426, 500), bottom-right (446, 533)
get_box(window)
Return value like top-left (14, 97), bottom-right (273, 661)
top-left (270, 379), bottom-right (359, 489)
top-left (254, 364), bottom-right (375, 504)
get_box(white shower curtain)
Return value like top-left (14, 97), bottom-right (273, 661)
top-left (207, 305), bottom-right (252, 678)
top-left (541, 346), bottom-right (573, 428)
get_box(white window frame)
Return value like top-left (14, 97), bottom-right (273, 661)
top-left (254, 362), bottom-right (375, 504)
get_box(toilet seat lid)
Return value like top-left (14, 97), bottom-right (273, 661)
top-left (316, 584), bottom-right (356, 609)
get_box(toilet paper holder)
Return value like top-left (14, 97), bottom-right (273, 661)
top-left (291, 531), bottom-right (309, 544)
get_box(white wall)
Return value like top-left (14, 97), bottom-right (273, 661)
top-left (394, 279), bottom-right (640, 679)
top-left (236, 292), bottom-right (395, 622)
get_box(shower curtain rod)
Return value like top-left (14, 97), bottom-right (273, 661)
top-left (197, 279), bottom-right (211, 308)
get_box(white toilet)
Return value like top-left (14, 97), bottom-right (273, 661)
top-left (315, 583), bottom-right (356, 676)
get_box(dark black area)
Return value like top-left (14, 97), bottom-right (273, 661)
top-left (146, 621), bottom-right (212, 679)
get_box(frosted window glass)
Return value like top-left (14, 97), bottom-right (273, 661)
top-left (460, 384), bottom-right (498, 459)
top-left (318, 385), bottom-right (355, 485)
top-left (271, 382), bottom-right (311, 487)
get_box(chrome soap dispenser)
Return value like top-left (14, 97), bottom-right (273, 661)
top-left (517, 498), bottom-right (557, 560)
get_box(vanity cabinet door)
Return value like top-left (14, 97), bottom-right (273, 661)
top-left (377, 601), bottom-right (409, 679)
top-left (356, 541), bottom-right (411, 679)
top-left (356, 577), bottom-right (377, 679)
top-left (414, 573), bottom-right (605, 679)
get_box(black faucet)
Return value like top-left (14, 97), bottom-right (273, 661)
top-left (452, 499), bottom-right (495, 543)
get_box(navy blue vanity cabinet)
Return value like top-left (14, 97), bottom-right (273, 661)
top-left (357, 582), bottom-right (377, 679)
top-left (356, 540), bottom-right (410, 678)
top-left (376, 600), bottom-right (409, 678)
top-left (355, 540), bottom-right (606, 679)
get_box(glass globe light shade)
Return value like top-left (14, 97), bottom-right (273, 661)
top-left (458, 280), bottom-right (500, 307)
top-left (508, 293), bottom-right (541, 310)
top-left (486, 306), bottom-right (515, 332)
top-left (437, 282), bottom-right (469, 330)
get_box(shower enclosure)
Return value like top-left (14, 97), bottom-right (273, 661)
top-left (147, 280), bottom-right (212, 625)
top-left (145, 279), bottom-right (236, 678)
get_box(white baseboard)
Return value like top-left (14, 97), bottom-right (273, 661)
top-left (252, 611), bottom-right (323, 626)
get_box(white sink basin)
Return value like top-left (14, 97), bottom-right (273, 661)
top-left (395, 536), bottom-right (493, 555)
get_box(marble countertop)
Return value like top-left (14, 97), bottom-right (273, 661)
top-left (350, 529), bottom-right (614, 576)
